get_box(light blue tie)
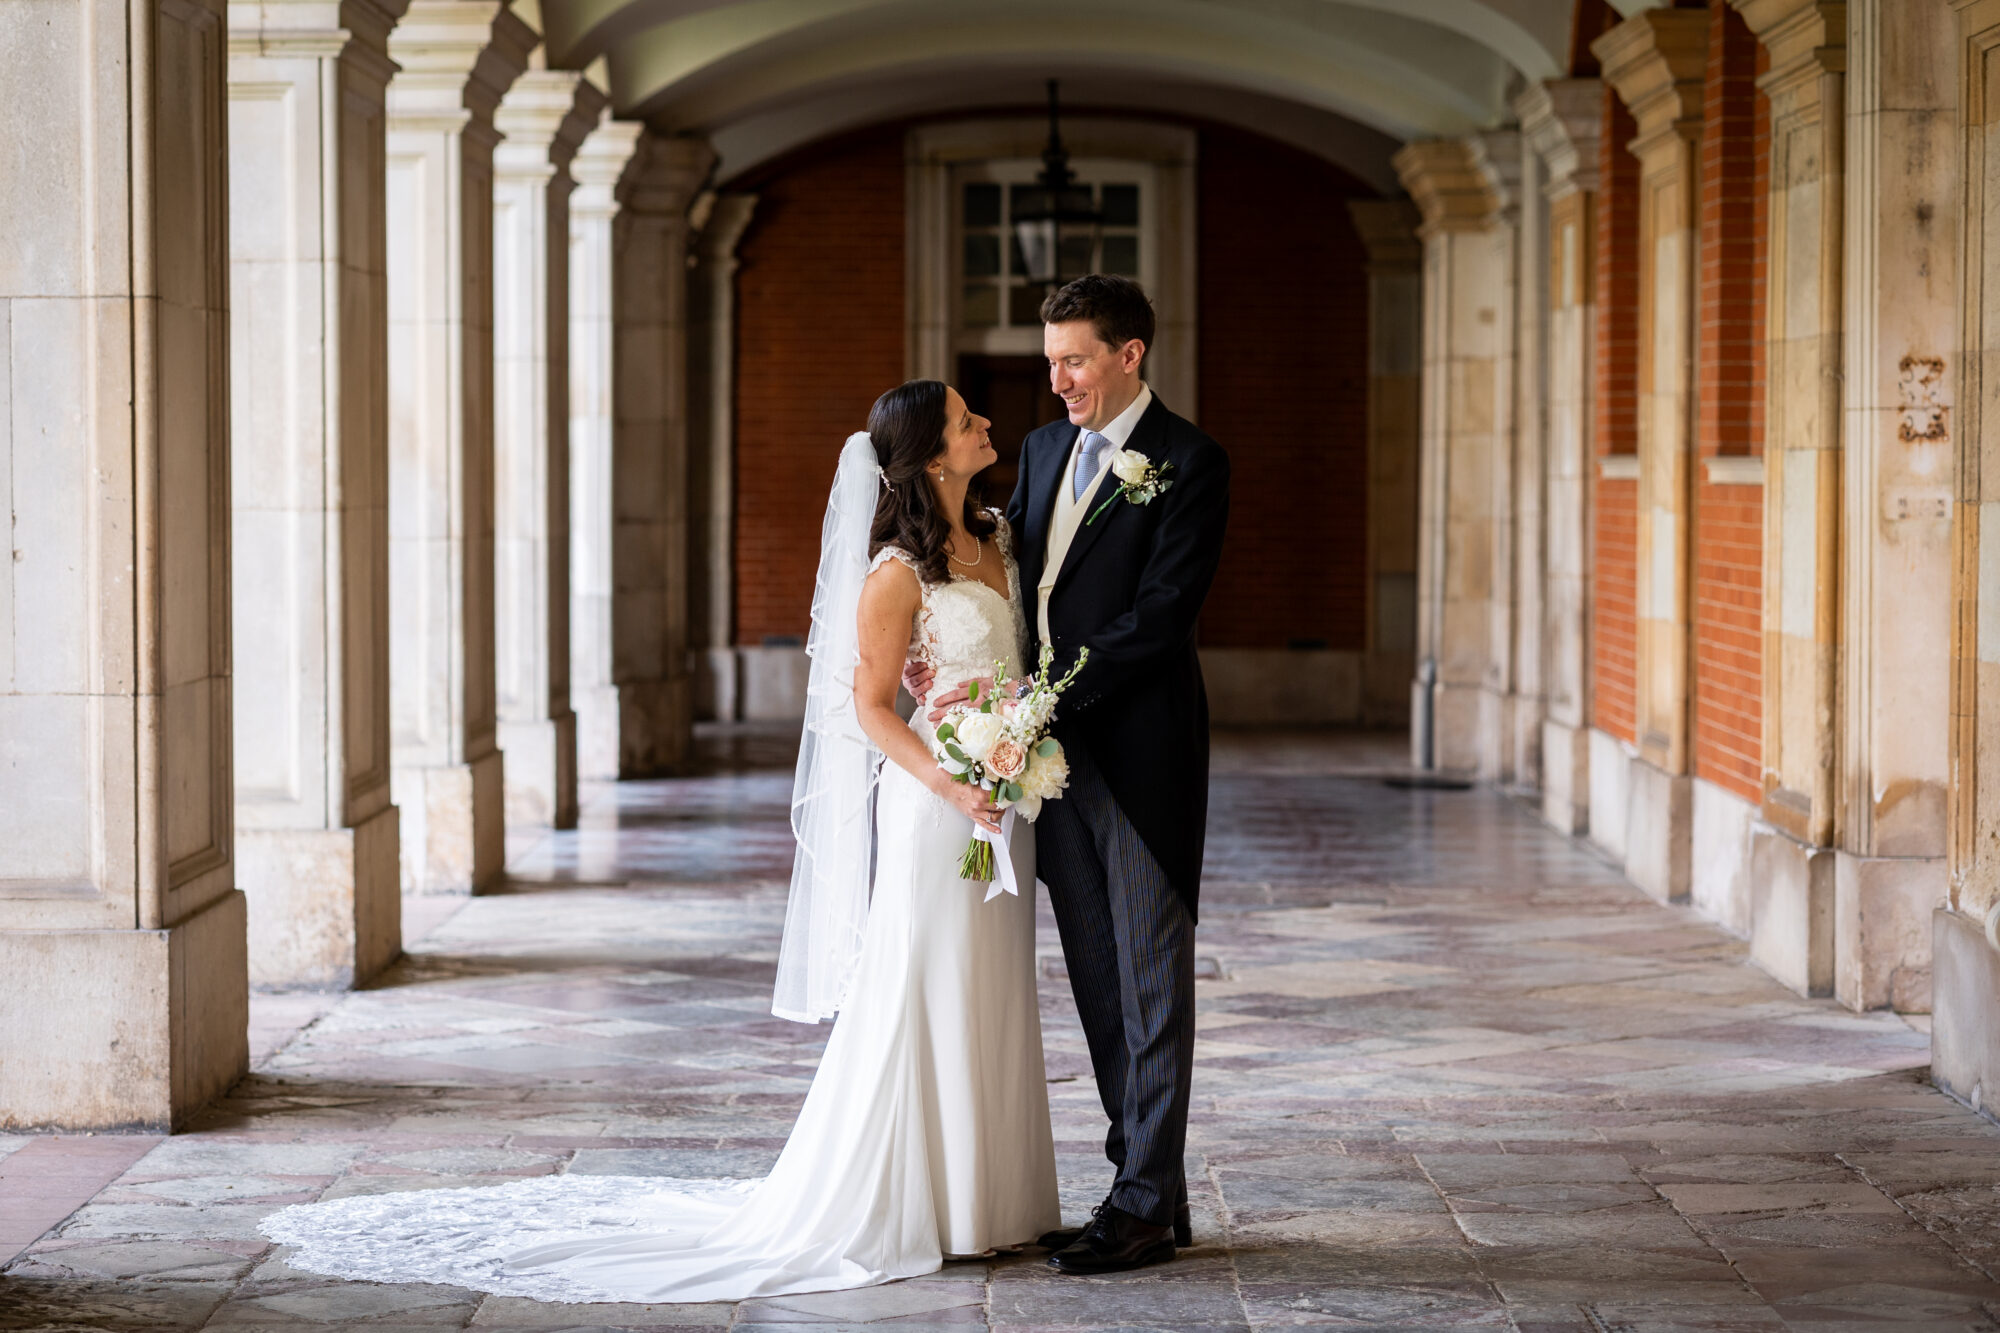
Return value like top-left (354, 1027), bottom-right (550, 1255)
top-left (1073, 431), bottom-right (1107, 502)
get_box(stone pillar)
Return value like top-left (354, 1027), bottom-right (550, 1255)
top-left (607, 133), bottom-right (715, 776)
top-left (0, 0), bottom-right (248, 1128)
top-left (1597, 10), bottom-right (1708, 904)
top-left (1518, 80), bottom-right (1604, 837)
top-left (226, 0), bottom-right (405, 990)
top-left (1935, 0), bottom-right (2000, 1108)
top-left (1714, 0), bottom-right (1844, 996)
top-left (492, 71), bottom-right (603, 830)
top-left (1823, 0), bottom-right (1954, 1015)
top-left (385, 0), bottom-right (533, 892)
top-left (1346, 199), bottom-right (1422, 729)
top-left (689, 193), bottom-right (759, 724)
top-left (567, 118), bottom-right (644, 780)
top-left (1393, 136), bottom-right (1519, 780)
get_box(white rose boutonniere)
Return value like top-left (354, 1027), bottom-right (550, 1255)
top-left (1088, 449), bottom-right (1175, 524)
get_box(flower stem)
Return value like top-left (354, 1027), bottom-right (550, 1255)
top-left (1086, 484), bottom-right (1128, 526)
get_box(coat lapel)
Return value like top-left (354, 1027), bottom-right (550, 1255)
top-left (1025, 424), bottom-right (1076, 561)
top-left (1052, 394), bottom-right (1171, 593)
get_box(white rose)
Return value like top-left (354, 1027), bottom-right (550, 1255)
top-left (1013, 793), bottom-right (1044, 823)
top-left (1019, 745), bottom-right (1070, 800)
top-left (1110, 449), bottom-right (1151, 486)
top-left (952, 710), bottom-right (1005, 762)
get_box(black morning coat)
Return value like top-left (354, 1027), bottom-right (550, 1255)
top-left (1006, 392), bottom-right (1231, 923)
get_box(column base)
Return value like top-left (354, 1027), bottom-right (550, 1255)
top-left (1540, 718), bottom-right (1589, 836)
top-left (1430, 679), bottom-right (1502, 778)
top-left (1587, 728), bottom-right (1633, 860)
top-left (1504, 693), bottom-right (1542, 791)
top-left (574, 683), bottom-right (620, 782)
top-left (393, 749), bottom-right (505, 895)
top-left (1691, 778), bottom-right (1756, 937)
top-left (499, 713), bottom-right (578, 830)
top-left (1932, 908), bottom-right (2000, 1116)
top-left (617, 676), bottom-right (693, 776)
top-left (239, 805), bottom-right (402, 989)
top-left (1624, 757), bottom-right (1690, 904)
top-left (1833, 853), bottom-right (1941, 1012)
top-left (0, 891), bottom-right (248, 1130)
top-left (695, 647), bottom-right (740, 723)
top-left (1748, 822), bottom-right (1834, 997)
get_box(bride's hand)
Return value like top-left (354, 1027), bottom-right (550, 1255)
top-left (933, 776), bottom-right (1004, 832)
top-left (926, 675), bottom-right (1021, 723)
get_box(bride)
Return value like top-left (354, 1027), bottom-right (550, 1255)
top-left (259, 380), bottom-right (1062, 1303)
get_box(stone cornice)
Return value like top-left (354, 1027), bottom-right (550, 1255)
top-left (227, 0), bottom-right (408, 81)
top-left (494, 71), bottom-right (608, 179)
top-left (1345, 199), bottom-right (1422, 269)
top-left (1391, 139), bottom-right (1500, 237)
top-left (695, 194), bottom-right (759, 265)
top-left (570, 118), bottom-right (644, 218)
top-left (618, 133), bottom-right (716, 222)
top-left (1514, 79), bottom-right (1603, 200)
top-left (1466, 130), bottom-right (1523, 224)
top-left (1731, 0), bottom-right (1846, 91)
top-left (386, 0), bottom-right (535, 134)
top-left (1594, 9), bottom-right (1708, 157)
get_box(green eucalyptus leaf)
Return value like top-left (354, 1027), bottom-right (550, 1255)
top-left (935, 722), bottom-right (955, 741)
top-left (1036, 738), bottom-right (1059, 757)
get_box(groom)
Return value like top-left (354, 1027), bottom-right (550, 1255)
top-left (917, 274), bottom-right (1230, 1274)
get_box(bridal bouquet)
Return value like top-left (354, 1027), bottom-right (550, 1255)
top-left (931, 644), bottom-right (1088, 892)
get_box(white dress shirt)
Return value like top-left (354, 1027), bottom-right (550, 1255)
top-left (1038, 383), bottom-right (1154, 644)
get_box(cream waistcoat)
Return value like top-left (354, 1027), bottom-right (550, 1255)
top-left (1037, 384), bottom-right (1153, 644)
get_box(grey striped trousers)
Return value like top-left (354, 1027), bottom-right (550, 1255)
top-left (1036, 740), bottom-right (1195, 1227)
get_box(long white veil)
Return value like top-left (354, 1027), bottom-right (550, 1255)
top-left (773, 432), bottom-right (886, 1023)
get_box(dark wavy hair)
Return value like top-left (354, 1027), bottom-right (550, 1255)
top-left (867, 379), bottom-right (996, 586)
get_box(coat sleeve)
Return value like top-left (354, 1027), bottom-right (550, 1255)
top-left (1006, 435), bottom-right (1033, 533)
top-left (1059, 436), bottom-right (1230, 712)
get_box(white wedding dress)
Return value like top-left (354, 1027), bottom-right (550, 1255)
top-left (260, 517), bottom-right (1060, 1305)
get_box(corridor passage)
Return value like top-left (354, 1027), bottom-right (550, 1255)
top-left (3, 732), bottom-right (1998, 1332)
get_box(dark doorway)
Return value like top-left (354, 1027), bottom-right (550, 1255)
top-left (957, 354), bottom-right (1057, 508)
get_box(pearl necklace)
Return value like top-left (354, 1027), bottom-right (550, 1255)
top-left (946, 534), bottom-right (983, 568)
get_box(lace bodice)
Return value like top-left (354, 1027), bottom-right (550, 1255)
top-left (870, 512), bottom-right (1029, 703)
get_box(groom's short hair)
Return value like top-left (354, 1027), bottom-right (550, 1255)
top-left (1041, 275), bottom-right (1154, 367)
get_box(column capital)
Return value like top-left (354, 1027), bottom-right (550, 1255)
top-left (1732, 0), bottom-right (1845, 99)
top-left (618, 132), bottom-right (716, 222)
top-left (386, 0), bottom-right (535, 137)
top-left (1514, 79), bottom-right (1603, 200)
top-left (570, 118), bottom-right (645, 220)
top-left (228, 0), bottom-right (408, 82)
top-left (1466, 129), bottom-right (1523, 224)
top-left (1595, 9), bottom-right (1708, 156)
top-left (1391, 138), bottom-right (1501, 236)
top-left (1346, 198), bottom-right (1422, 270)
top-left (694, 193), bottom-right (759, 267)
top-left (494, 69), bottom-right (607, 181)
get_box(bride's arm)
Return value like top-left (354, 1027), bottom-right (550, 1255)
top-left (854, 561), bottom-right (1003, 832)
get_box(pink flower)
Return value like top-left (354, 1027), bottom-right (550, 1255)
top-left (987, 739), bottom-right (1028, 781)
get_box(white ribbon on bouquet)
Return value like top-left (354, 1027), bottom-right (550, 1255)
top-left (973, 804), bottom-right (1021, 902)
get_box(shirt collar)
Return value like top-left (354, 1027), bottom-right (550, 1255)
top-left (1087, 382), bottom-right (1152, 452)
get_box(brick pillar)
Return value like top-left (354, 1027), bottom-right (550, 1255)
top-left (492, 71), bottom-right (605, 831)
top-left (226, 0), bottom-right (406, 986)
top-left (385, 1), bottom-right (534, 892)
top-left (0, 0), bottom-right (249, 1128)
top-left (1518, 80), bottom-right (1604, 837)
top-left (1393, 136), bottom-right (1519, 780)
top-left (1597, 10), bottom-right (1709, 904)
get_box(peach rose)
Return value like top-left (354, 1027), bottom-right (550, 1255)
top-left (986, 738), bottom-right (1028, 781)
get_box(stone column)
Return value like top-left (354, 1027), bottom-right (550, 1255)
top-left (1518, 80), bottom-right (1604, 837)
top-left (689, 193), bottom-right (759, 724)
top-left (492, 71), bottom-right (603, 830)
top-left (385, 0), bottom-right (533, 892)
top-left (1597, 10), bottom-right (1708, 904)
top-left (1393, 137), bottom-right (1518, 780)
top-left (1500, 131), bottom-right (1547, 794)
top-left (0, 0), bottom-right (248, 1128)
top-left (567, 118), bottom-right (644, 780)
top-left (1934, 0), bottom-right (1999, 1107)
top-left (1713, 0), bottom-right (1845, 996)
top-left (1346, 199), bottom-right (1422, 729)
top-left (1824, 0), bottom-right (1954, 1015)
top-left (607, 133), bottom-right (715, 776)
top-left (226, 0), bottom-right (405, 990)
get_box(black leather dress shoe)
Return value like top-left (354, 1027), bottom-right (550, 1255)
top-left (1038, 1201), bottom-right (1192, 1250)
top-left (1046, 1204), bottom-right (1176, 1275)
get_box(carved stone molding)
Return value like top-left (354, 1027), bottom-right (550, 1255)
top-left (1595, 9), bottom-right (1709, 155)
top-left (1346, 198), bottom-right (1422, 270)
top-left (1514, 79), bottom-right (1604, 200)
top-left (1391, 139), bottom-right (1500, 236)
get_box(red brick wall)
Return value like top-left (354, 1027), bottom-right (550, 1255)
top-left (1592, 85), bottom-right (1641, 744)
top-left (1691, 1), bottom-right (1766, 803)
top-left (732, 126), bottom-right (907, 645)
top-left (1197, 126), bottom-right (1373, 649)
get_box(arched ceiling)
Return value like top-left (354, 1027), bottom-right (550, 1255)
top-left (538, 0), bottom-right (1581, 184)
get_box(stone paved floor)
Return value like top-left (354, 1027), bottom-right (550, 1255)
top-left (4, 729), bottom-right (2000, 1332)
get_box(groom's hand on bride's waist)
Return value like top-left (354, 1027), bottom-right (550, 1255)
top-left (901, 659), bottom-right (934, 703)
top-left (926, 676), bottom-right (1025, 724)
